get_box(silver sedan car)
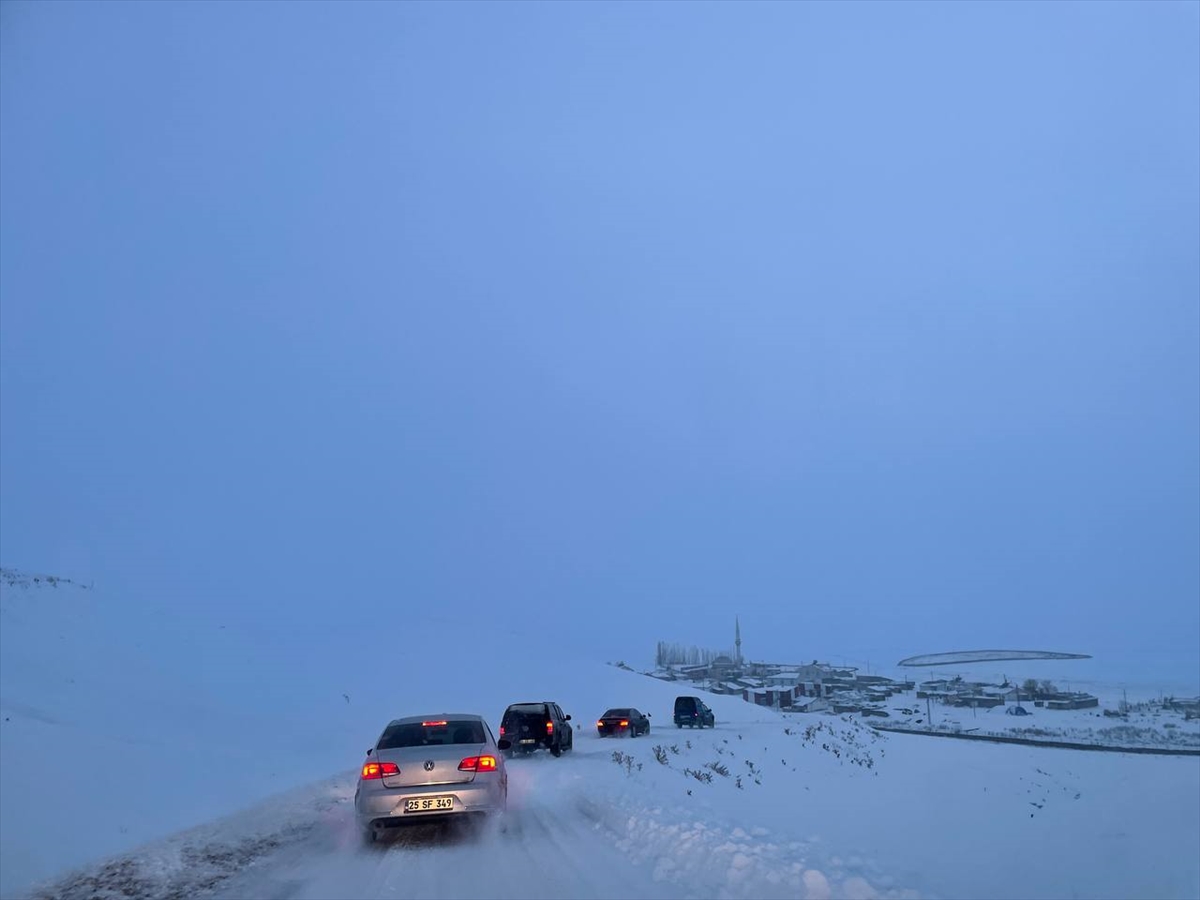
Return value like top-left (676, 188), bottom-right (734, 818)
top-left (355, 714), bottom-right (508, 841)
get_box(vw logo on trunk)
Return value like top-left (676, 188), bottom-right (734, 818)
top-left (423, 760), bottom-right (435, 771)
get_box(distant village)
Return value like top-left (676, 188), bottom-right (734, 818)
top-left (651, 653), bottom-right (914, 717)
top-left (649, 617), bottom-right (922, 717)
top-left (645, 619), bottom-right (1199, 721)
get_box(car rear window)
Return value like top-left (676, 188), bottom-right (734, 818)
top-left (377, 720), bottom-right (486, 749)
top-left (675, 697), bottom-right (695, 712)
top-left (603, 709), bottom-right (630, 717)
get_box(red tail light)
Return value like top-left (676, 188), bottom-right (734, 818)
top-left (361, 762), bottom-right (400, 780)
top-left (421, 720), bottom-right (448, 727)
top-left (620, 720), bottom-right (629, 727)
top-left (546, 721), bottom-right (554, 734)
top-left (458, 755), bottom-right (498, 772)
top-left (499, 726), bottom-right (505, 736)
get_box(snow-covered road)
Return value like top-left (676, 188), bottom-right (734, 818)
top-left (35, 730), bottom-right (911, 900)
top-left (216, 757), bottom-right (683, 900)
top-left (209, 737), bottom-right (877, 900)
top-left (32, 721), bottom-right (1200, 900)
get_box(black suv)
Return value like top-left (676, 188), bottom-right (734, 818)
top-left (498, 701), bottom-right (574, 757)
top-left (674, 695), bottom-right (715, 728)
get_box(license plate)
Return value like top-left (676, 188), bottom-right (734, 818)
top-left (404, 796), bottom-right (453, 813)
top-left (519, 738), bottom-right (537, 744)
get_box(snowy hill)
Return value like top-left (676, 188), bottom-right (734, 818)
top-left (2, 571), bottom-right (1198, 899)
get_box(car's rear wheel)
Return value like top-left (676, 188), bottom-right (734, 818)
top-left (551, 741), bottom-right (562, 757)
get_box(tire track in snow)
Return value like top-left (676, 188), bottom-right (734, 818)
top-left (213, 761), bottom-right (679, 900)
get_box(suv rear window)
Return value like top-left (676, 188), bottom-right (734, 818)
top-left (675, 697), bottom-right (696, 713)
top-left (377, 720), bottom-right (485, 749)
top-left (505, 704), bottom-right (548, 719)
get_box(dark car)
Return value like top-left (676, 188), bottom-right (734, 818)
top-left (673, 695), bottom-right (715, 728)
top-left (498, 701), bottom-right (574, 757)
top-left (596, 707), bottom-right (651, 737)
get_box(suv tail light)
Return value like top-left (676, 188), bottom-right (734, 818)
top-left (546, 721), bottom-right (554, 734)
top-left (361, 762), bottom-right (400, 780)
top-left (458, 755), bottom-right (498, 772)
top-left (620, 720), bottom-right (629, 727)
top-left (499, 726), bottom-right (506, 736)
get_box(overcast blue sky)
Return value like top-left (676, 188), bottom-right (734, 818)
top-left (1, 1), bottom-right (1197, 674)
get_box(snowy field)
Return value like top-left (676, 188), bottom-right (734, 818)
top-left (873, 659), bottom-right (1200, 752)
top-left (2, 573), bottom-right (1198, 899)
top-left (882, 702), bottom-right (1200, 751)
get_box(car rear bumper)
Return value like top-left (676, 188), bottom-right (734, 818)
top-left (507, 735), bottom-right (553, 750)
top-left (355, 779), bottom-right (505, 829)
